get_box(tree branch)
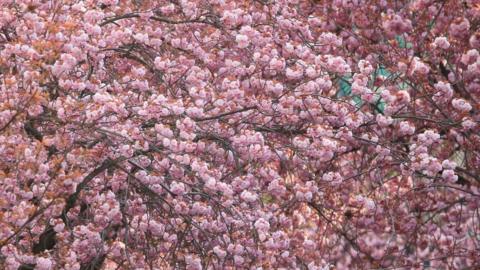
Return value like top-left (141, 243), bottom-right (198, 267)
top-left (193, 106), bottom-right (257, 122)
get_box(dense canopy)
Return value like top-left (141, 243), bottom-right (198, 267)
top-left (0, 0), bottom-right (479, 269)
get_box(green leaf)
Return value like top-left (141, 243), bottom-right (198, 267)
top-left (395, 35), bottom-right (412, 49)
top-left (352, 95), bottom-right (363, 107)
top-left (373, 99), bottom-right (385, 114)
top-left (395, 35), bottom-right (406, 49)
top-left (335, 68), bottom-right (389, 113)
top-left (337, 76), bottom-right (352, 97)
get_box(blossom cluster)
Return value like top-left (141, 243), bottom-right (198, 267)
top-left (0, 0), bottom-right (479, 269)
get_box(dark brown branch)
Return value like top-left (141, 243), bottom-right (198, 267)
top-left (308, 202), bottom-right (376, 263)
top-left (24, 117), bottom-right (43, 141)
top-left (454, 167), bottom-right (480, 184)
top-left (99, 13), bottom-right (140, 26)
top-left (438, 62), bottom-right (478, 106)
top-left (254, 125), bottom-right (307, 135)
top-left (28, 157), bottom-right (128, 256)
top-left (62, 157), bottom-right (128, 221)
top-left (99, 13), bottom-right (219, 27)
top-left (193, 133), bottom-right (241, 170)
top-left (0, 110), bottom-right (21, 133)
top-left (1, 28), bottom-right (12, 42)
top-left (32, 227), bottom-right (56, 254)
top-left (193, 106), bottom-right (257, 122)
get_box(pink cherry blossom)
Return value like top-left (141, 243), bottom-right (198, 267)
top-left (35, 258), bottom-right (52, 270)
top-left (235, 34), bottom-right (250, 49)
top-left (1, 1), bottom-right (479, 269)
top-left (452, 98), bottom-right (473, 112)
top-left (433, 36), bottom-right (450, 49)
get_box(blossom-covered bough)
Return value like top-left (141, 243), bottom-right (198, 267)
top-left (0, 0), bottom-right (479, 269)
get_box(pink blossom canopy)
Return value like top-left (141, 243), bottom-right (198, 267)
top-left (0, 0), bottom-right (479, 269)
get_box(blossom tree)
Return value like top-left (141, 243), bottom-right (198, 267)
top-left (0, 0), bottom-right (479, 269)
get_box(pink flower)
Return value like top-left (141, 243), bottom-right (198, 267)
top-left (235, 34), bottom-right (250, 48)
top-left (234, 255), bottom-right (244, 266)
top-left (376, 114), bottom-right (393, 127)
top-left (205, 177), bottom-right (216, 190)
top-left (449, 17), bottom-right (470, 39)
top-left (35, 257), bottom-right (53, 270)
top-left (134, 33), bottom-right (149, 43)
top-left (268, 179), bottom-right (286, 197)
top-left (254, 218), bottom-right (270, 232)
top-left (364, 199), bottom-right (376, 211)
top-left (442, 160), bottom-right (457, 170)
top-left (303, 239), bottom-right (316, 249)
top-left (432, 36), bottom-right (450, 50)
top-left (185, 256), bottom-right (202, 270)
top-left (442, 169), bottom-right (458, 182)
top-left (5, 257), bottom-right (20, 270)
top-left (269, 57), bottom-right (285, 70)
top-left (382, 15), bottom-right (413, 36)
top-left (170, 182), bottom-right (186, 196)
top-left (426, 159), bottom-right (442, 176)
top-left (271, 82), bottom-right (284, 96)
top-left (452, 98), bottom-right (472, 112)
top-left (411, 57), bottom-right (430, 75)
top-left (460, 49), bottom-right (479, 65)
top-left (318, 32), bottom-right (342, 47)
top-left (326, 56), bottom-right (351, 74)
top-left (286, 67), bottom-right (303, 80)
top-left (60, 53), bottom-right (77, 68)
top-left (396, 90), bottom-right (411, 104)
top-left (240, 190), bottom-right (257, 202)
top-left (213, 246), bottom-right (227, 258)
top-left (358, 60), bottom-right (374, 74)
top-left (155, 124), bottom-right (174, 138)
top-left (469, 32), bottom-right (480, 49)
top-left (418, 130), bottom-right (440, 146)
top-left (399, 121), bottom-right (415, 135)
top-left (160, 4), bottom-right (175, 14)
top-left (433, 81), bottom-right (453, 102)
top-left (305, 66), bottom-right (317, 78)
top-left (53, 223), bottom-right (65, 233)
top-left (462, 118), bottom-right (476, 130)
